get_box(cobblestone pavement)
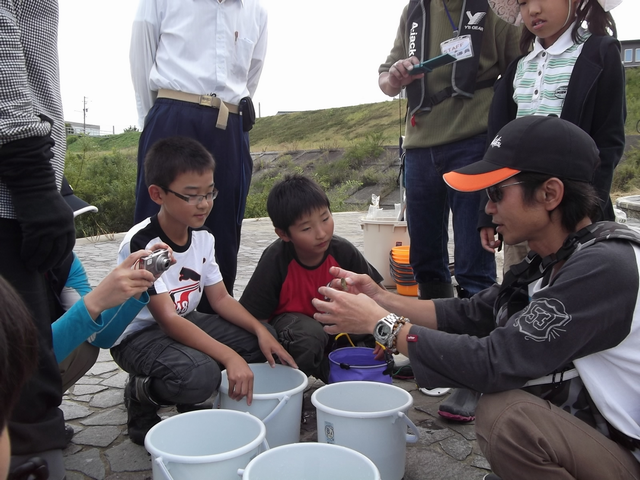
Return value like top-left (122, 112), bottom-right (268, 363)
top-left (63, 211), bottom-right (503, 480)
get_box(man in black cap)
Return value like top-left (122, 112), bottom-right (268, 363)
top-left (311, 116), bottom-right (640, 479)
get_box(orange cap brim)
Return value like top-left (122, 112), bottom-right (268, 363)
top-left (443, 167), bottom-right (520, 192)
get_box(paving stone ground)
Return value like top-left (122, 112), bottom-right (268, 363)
top-left (64, 211), bottom-right (503, 480)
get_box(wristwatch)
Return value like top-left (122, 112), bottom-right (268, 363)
top-left (374, 314), bottom-right (409, 354)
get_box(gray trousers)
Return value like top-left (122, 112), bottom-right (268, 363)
top-left (269, 312), bottom-right (375, 383)
top-left (270, 312), bottom-right (330, 381)
top-left (111, 311), bottom-right (270, 405)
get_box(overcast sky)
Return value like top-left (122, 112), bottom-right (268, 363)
top-left (57, 0), bottom-right (638, 134)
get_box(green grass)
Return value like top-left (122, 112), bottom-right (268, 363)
top-left (62, 74), bottom-right (640, 233)
top-left (625, 68), bottom-right (640, 136)
top-left (248, 100), bottom-right (407, 151)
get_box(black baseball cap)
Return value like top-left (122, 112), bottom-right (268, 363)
top-left (443, 116), bottom-right (600, 192)
top-left (61, 177), bottom-right (98, 218)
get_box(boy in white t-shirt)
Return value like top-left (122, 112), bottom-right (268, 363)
top-left (111, 136), bottom-right (296, 445)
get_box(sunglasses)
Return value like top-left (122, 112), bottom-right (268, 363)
top-left (485, 181), bottom-right (525, 203)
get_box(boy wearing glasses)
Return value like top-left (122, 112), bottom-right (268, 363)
top-left (110, 136), bottom-right (296, 445)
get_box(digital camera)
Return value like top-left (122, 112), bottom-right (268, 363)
top-left (139, 249), bottom-right (171, 276)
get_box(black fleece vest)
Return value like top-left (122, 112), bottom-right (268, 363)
top-left (406, 0), bottom-right (489, 119)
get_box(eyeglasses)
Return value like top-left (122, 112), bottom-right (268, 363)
top-left (163, 187), bottom-right (219, 205)
top-left (486, 181), bottom-right (525, 203)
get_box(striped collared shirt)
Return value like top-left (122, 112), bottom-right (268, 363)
top-left (513, 24), bottom-right (589, 118)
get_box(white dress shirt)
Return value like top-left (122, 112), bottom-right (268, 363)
top-left (130, 0), bottom-right (268, 128)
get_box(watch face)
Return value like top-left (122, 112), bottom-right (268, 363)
top-left (375, 321), bottom-right (392, 340)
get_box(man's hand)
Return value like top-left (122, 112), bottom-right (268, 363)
top-left (379, 56), bottom-right (423, 96)
top-left (325, 266), bottom-right (385, 301)
top-left (312, 287), bottom-right (388, 336)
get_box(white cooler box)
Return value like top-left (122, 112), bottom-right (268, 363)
top-left (361, 218), bottom-right (410, 287)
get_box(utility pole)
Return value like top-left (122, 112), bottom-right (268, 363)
top-left (83, 96), bottom-right (88, 135)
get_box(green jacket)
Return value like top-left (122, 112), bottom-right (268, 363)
top-left (379, 0), bottom-right (521, 149)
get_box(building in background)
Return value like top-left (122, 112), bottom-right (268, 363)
top-left (621, 39), bottom-right (640, 69)
top-left (65, 121), bottom-right (101, 136)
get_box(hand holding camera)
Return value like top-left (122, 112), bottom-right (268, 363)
top-left (138, 249), bottom-right (172, 277)
top-left (83, 245), bottom-right (173, 320)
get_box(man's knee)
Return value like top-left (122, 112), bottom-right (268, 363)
top-left (476, 389), bottom-right (539, 461)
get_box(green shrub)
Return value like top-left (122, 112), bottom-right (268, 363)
top-left (244, 169), bottom-right (290, 219)
top-left (327, 179), bottom-right (363, 211)
top-left (613, 146), bottom-right (640, 193)
top-left (315, 157), bottom-right (351, 187)
top-left (65, 149), bottom-right (137, 237)
top-left (342, 132), bottom-right (385, 169)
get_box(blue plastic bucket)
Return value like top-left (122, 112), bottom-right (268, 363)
top-left (328, 347), bottom-right (393, 384)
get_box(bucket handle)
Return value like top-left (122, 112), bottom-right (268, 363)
top-left (236, 438), bottom-right (270, 477)
top-left (397, 411), bottom-right (420, 444)
top-left (262, 394), bottom-right (290, 424)
top-left (154, 456), bottom-right (175, 480)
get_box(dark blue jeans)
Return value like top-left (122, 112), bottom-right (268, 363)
top-left (134, 98), bottom-right (253, 302)
top-left (404, 134), bottom-right (496, 295)
top-left (111, 311), bottom-right (271, 405)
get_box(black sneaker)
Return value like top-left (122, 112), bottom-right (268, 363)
top-left (438, 388), bottom-right (480, 422)
top-left (483, 474), bottom-right (502, 480)
top-left (124, 375), bottom-right (161, 446)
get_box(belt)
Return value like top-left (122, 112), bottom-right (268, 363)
top-left (157, 89), bottom-right (239, 130)
top-left (524, 368), bottom-right (579, 387)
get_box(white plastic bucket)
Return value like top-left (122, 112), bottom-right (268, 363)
top-left (220, 363), bottom-right (308, 447)
top-left (238, 443), bottom-right (381, 480)
top-left (311, 381), bottom-right (419, 480)
top-left (144, 409), bottom-right (267, 480)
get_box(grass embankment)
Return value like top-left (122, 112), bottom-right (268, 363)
top-left (63, 70), bottom-right (640, 236)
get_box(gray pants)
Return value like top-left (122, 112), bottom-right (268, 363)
top-left (270, 312), bottom-right (330, 381)
top-left (269, 312), bottom-right (375, 383)
top-left (111, 311), bottom-right (270, 405)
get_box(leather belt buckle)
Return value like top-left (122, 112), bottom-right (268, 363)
top-left (199, 95), bottom-right (215, 107)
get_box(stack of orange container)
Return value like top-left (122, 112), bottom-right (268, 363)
top-left (389, 246), bottom-right (418, 296)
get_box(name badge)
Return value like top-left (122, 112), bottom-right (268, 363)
top-left (440, 35), bottom-right (473, 60)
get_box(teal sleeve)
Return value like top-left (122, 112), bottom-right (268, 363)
top-left (89, 292), bottom-right (150, 348)
top-left (66, 253), bottom-right (92, 297)
top-left (52, 299), bottom-right (104, 363)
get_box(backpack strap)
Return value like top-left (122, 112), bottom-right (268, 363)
top-left (495, 222), bottom-right (640, 319)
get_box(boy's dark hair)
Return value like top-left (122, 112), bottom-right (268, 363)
top-left (267, 174), bottom-right (331, 232)
top-left (0, 276), bottom-right (37, 427)
top-left (517, 172), bottom-right (600, 231)
top-left (520, 0), bottom-right (617, 54)
top-left (144, 137), bottom-right (216, 189)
